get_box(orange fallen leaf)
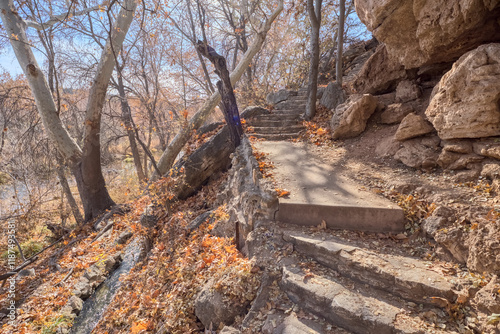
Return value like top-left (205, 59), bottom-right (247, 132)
top-left (131, 321), bottom-right (148, 333)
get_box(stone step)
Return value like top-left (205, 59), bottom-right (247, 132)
top-left (281, 265), bottom-right (437, 334)
top-left (270, 109), bottom-right (304, 115)
top-left (249, 125), bottom-right (304, 135)
top-left (257, 114), bottom-right (302, 121)
top-left (276, 202), bottom-right (405, 233)
top-left (282, 230), bottom-right (457, 304)
top-left (284, 97), bottom-right (307, 102)
top-left (245, 118), bottom-right (301, 127)
top-left (275, 101), bottom-right (307, 111)
top-left (249, 133), bottom-right (301, 140)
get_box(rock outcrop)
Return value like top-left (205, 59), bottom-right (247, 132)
top-left (331, 94), bottom-right (378, 139)
top-left (352, 44), bottom-right (407, 94)
top-left (425, 43), bottom-right (500, 140)
top-left (355, 0), bottom-right (500, 69)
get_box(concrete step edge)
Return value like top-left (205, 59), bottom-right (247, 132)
top-left (277, 202), bottom-right (405, 233)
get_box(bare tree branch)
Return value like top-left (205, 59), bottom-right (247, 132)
top-left (25, 2), bottom-right (108, 31)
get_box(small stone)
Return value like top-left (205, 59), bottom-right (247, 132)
top-left (72, 277), bottom-right (91, 299)
top-left (379, 103), bottom-right (413, 125)
top-left (116, 230), bottom-right (133, 245)
top-left (396, 80), bottom-right (422, 103)
top-left (68, 295), bottom-right (83, 314)
top-left (140, 204), bottom-right (158, 228)
top-left (17, 268), bottom-right (35, 279)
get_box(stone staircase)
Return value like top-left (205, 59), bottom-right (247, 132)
top-left (246, 88), bottom-right (308, 140)
top-left (246, 141), bottom-right (461, 333)
top-left (274, 226), bottom-right (458, 334)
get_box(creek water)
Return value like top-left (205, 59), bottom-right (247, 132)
top-left (70, 239), bottom-right (142, 334)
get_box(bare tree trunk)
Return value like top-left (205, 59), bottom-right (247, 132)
top-left (197, 42), bottom-right (243, 148)
top-left (116, 68), bottom-right (147, 184)
top-left (336, 0), bottom-right (346, 87)
top-left (55, 154), bottom-right (84, 225)
top-left (76, 0), bottom-right (138, 221)
top-left (152, 0), bottom-right (283, 180)
top-left (305, 0), bottom-right (322, 120)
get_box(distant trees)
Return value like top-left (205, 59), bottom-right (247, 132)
top-left (0, 0), bottom-right (367, 228)
top-left (0, 0), bottom-right (137, 221)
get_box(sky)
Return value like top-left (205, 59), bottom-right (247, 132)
top-left (0, 49), bottom-right (23, 76)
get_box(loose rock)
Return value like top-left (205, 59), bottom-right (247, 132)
top-left (331, 94), bottom-right (378, 139)
top-left (395, 113), bottom-right (434, 141)
top-left (319, 82), bottom-right (345, 110)
top-left (481, 163), bottom-right (500, 180)
top-left (266, 89), bottom-right (296, 105)
top-left (379, 103), bottom-right (413, 125)
top-left (394, 137), bottom-right (440, 169)
top-left (473, 140), bottom-right (500, 160)
top-left (195, 280), bottom-right (249, 329)
top-left (395, 80), bottom-right (421, 103)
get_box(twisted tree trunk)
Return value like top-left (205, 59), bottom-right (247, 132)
top-left (197, 41), bottom-right (243, 148)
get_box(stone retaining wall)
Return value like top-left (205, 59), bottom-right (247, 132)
top-left (218, 135), bottom-right (278, 253)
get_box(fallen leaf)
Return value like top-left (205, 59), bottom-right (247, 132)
top-left (131, 321), bottom-right (148, 333)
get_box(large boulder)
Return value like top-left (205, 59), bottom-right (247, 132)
top-left (355, 0), bottom-right (500, 69)
top-left (395, 113), bottom-right (434, 141)
top-left (331, 94), bottom-right (378, 139)
top-left (319, 82), bottom-right (345, 110)
top-left (241, 106), bottom-right (269, 119)
top-left (352, 44), bottom-right (407, 94)
top-left (425, 44), bottom-right (500, 139)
